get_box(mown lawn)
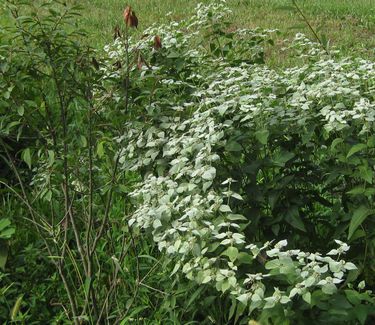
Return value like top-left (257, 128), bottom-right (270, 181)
top-left (79, 0), bottom-right (375, 63)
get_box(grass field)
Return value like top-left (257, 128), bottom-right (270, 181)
top-left (1, 0), bottom-right (374, 62)
top-left (79, 0), bottom-right (375, 62)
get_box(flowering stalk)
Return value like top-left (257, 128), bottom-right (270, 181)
top-left (122, 6), bottom-right (137, 113)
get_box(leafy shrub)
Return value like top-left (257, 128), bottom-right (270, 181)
top-left (1, 0), bottom-right (375, 324)
top-left (0, 1), bottom-right (181, 323)
top-left (100, 2), bottom-right (375, 324)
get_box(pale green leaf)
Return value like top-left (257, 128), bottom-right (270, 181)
top-left (347, 143), bottom-right (367, 158)
top-left (22, 148), bottom-right (32, 169)
top-left (222, 246), bottom-right (239, 262)
top-left (255, 129), bottom-right (269, 145)
top-left (348, 206), bottom-right (372, 240)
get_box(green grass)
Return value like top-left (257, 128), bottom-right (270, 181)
top-left (78, 0), bottom-right (375, 62)
top-left (1, 0), bottom-right (374, 63)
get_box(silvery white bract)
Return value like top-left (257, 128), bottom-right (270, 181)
top-left (99, 1), bottom-right (374, 317)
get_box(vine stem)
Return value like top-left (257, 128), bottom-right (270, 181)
top-left (291, 0), bottom-right (329, 55)
top-left (124, 24), bottom-right (130, 113)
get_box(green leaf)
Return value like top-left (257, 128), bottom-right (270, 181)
top-left (22, 148), bottom-right (32, 169)
top-left (231, 192), bottom-right (243, 201)
top-left (221, 280), bottom-right (230, 292)
top-left (237, 252), bottom-right (253, 264)
top-left (0, 219), bottom-right (11, 232)
top-left (43, 190), bottom-right (52, 202)
top-left (0, 218), bottom-right (14, 240)
top-left (345, 289), bottom-right (361, 305)
top-left (167, 51), bottom-right (180, 59)
top-left (348, 206), bottom-right (372, 240)
top-left (302, 292), bottom-right (311, 304)
top-left (235, 299), bottom-right (246, 323)
top-left (120, 305), bottom-right (149, 323)
top-left (202, 275), bottom-right (211, 284)
top-left (48, 150), bottom-right (55, 166)
top-left (227, 214), bottom-right (247, 221)
top-left (347, 143), bottom-right (367, 158)
top-left (285, 207), bottom-right (306, 232)
top-left (358, 166), bottom-right (373, 184)
top-left (0, 228), bottom-right (15, 238)
top-left (347, 187), bottom-right (365, 195)
top-left (11, 295), bottom-right (23, 321)
top-left (273, 150), bottom-right (295, 167)
top-left (97, 142), bottom-right (104, 158)
top-left (264, 297), bottom-right (276, 309)
top-left (186, 286), bottom-right (205, 308)
top-left (84, 277), bottom-right (91, 296)
top-left (255, 129), bottom-right (269, 145)
top-left (80, 135), bottom-right (87, 148)
top-left (220, 205), bottom-right (232, 213)
top-left (311, 290), bottom-right (326, 307)
top-left (354, 305), bottom-right (371, 325)
top-left (237, 294), bottom-right (249, 305)
top-left (322, 283), bottom-right (337, 295)
top-left (153, 219), bottom-right (162, 229)
top-left (346, 269), bottom-right (360, 283)
top-left (17, 105), bottom-right (24, 116)
top-left (367, 135), bottom-right (375, 148)
top-left (171, 262), bottom-right (180, 276)
top-left (225, 141), bottom-right (242, 152)
top-left (228, 299), bottom-right (237, 320)
top-left (0, 240), bottom-right (8, 270)
top-left (364, 188), bottom-right (375, 196)
top-left (265, 259), bottom-right (280, 270)
top-left (350, 229), bottom-right (366, 241)
top-left (202, 167), bottom-right (216, 180)
top-left (331, 138), bottom-right (343, 150)
top-left (222, 246), bottom-right (239, 262)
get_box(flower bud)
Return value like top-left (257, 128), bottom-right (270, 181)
top-left (113, 25), bottom-right (121, 40)
top-left (123, 6), bottom-right (138, 28)
top-left (137, 54), bottom-right (144, 70)
top-left (123, 6), bottom-right (131, 24)
top-left (153, 35), bottom-right (162, 50)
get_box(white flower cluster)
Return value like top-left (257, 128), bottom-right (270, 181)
top-left (100, 1), bottom-right (374, 315)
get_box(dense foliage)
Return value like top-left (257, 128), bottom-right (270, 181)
top-left (0, 0), bottom-right (374, 324)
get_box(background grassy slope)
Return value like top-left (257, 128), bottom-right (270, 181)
top-left (1, 0), bottom-right (374, 62)
top-left (79, 0), bottom-right (375, 61)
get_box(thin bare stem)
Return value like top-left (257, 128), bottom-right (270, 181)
top-left (291, 0), bottom-right (329, 55)
top-left (124, 24), bottom-right (130, 113)
top-left (0, 140), bottom-right (79, 324)
top-left (90, 150), bottom-right (122, 256)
